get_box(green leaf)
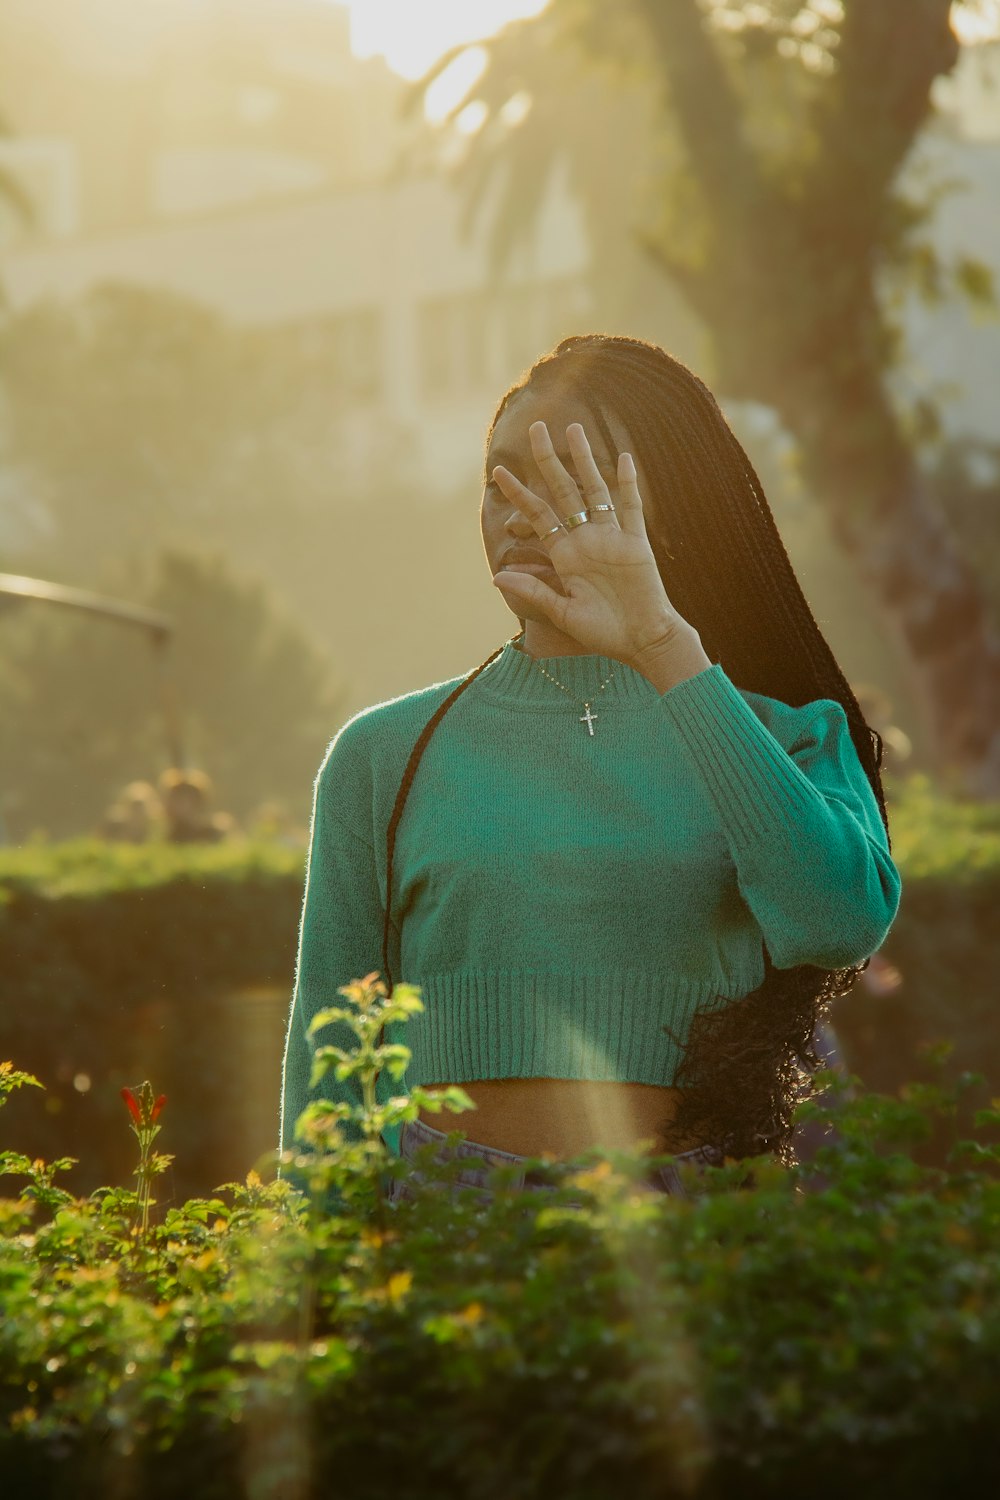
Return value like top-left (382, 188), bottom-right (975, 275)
top-left (376, 1044), bottom-right (413, 1081)
top-left (307, 1007), bottom-right (359, 1037)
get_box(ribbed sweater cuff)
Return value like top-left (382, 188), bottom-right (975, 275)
top-left (658, 664), bottom-right (821, 856)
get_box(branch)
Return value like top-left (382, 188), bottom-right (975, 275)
top-left (805, 0), bottom-right (959, 239)
top-left (634, 0), bottom-right (770, 238)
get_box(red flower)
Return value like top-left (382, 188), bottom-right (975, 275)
top-left (151, 1093), bottom-right (167, 1122)
top-left (121, 1087), bottom-right (142, 1124)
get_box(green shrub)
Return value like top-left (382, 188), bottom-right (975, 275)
top-left (2, 976), bottom-right (1000, 1499)
top-left (0, 836), bottom-right (304, 1203)
top-left (833, 771), bottom-right (1000, 1140)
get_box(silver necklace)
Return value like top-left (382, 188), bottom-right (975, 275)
top-left (527, 653), bottom-right (618, 736)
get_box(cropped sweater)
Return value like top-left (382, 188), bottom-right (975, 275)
top-left (278, 635), bottom-right (902, 1167)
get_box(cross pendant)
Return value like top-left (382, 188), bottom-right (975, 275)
top-left (580, 703), bottom-right (598, 736)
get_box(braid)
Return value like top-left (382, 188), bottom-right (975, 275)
top-left (384, 332), bottom-right (892, 1166)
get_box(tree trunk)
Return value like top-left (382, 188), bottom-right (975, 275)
top-left (777, 360), bottom-right (1000, 796)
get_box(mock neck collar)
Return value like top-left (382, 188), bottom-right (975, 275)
top-left (472, 634), bottom-right (662, 709)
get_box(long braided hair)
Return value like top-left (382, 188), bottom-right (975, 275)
top-left (380, 332), bottom-right (891, 1167)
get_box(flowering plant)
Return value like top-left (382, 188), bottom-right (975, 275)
top-left (120, 1079), bottom-right (173, 1238)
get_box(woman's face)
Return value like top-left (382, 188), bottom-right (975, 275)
top-left (481, 384), bottom-right (647, 628)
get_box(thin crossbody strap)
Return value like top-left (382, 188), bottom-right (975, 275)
top-left (375, 636), bottom-right (513, 1046)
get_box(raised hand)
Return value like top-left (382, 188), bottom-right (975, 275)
top-left (491, 420), bottom-right (692, 665)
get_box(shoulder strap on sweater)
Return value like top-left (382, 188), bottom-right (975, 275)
top-left (379, 635), bottom-right (516, 1014)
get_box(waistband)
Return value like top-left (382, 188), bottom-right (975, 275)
top-left (396, 1113), bottom-right (725, 1196)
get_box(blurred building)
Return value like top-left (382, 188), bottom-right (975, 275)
top-left (0, 0), bottom-right (592, 496)
top-left (0, 0), bottom-right (399, 220)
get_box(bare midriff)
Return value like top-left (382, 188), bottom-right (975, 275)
top-left (416, 1078), bottom-right (706, 1160)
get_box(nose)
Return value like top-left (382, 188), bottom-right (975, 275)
top-left (503, 508), bottom-right (535, 538)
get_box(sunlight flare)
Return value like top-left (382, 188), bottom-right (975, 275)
top-left (344, 0), bottom-right (550, 79)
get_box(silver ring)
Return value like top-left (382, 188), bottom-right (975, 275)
top-left (562, 510), bottom-right (591, 530)
top-left (538, 523), bottom-right (564, 541)
top-left (587, 503), bottom-right (616, 516)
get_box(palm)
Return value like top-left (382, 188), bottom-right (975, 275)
top-left (544, 528), bottom-right (666, 657)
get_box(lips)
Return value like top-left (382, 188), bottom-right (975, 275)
top-left (504, 562), bottom-right (554, 573)
top-left (499, 545), bottom-right (553, 569)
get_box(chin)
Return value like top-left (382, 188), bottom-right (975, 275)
top-left (510, 605), bottom-right (547, 627)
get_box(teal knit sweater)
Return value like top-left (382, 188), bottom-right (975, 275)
top-left (279, 635), bottom-right (901, 1166)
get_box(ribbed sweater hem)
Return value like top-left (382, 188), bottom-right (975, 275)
top-left (400, 967), bottom-right (763, 1092)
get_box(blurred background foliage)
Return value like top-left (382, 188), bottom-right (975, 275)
top-left (0, 546), bottom-right (345, 839)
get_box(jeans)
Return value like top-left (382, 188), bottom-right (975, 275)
top-left (386, 1114), bottom-right (727, 1208)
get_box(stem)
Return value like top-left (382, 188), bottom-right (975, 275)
top-left (360, 1008), bottom-right (389, 1279)
top-left (139, 1141), bottom-right (151, 1237)
top-left (361, 1058), bottom-right (377, 1128)
top-left (133, 1126), bottom-right (154, 1240)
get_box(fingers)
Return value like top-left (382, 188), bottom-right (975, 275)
top-left (529, 421), bottom-right (586, 512)
top-left (615, 451), bottom-right (647, 539)
top-left (565, 423), bottom-right (615, 515)
top-left (492, 566), bottom-right (569, 631)
top-left (492, 420), bottom-right (635, 535)
top-left (490, 464), bottom-right (564, 541)
top-left (530, 422), bottom-right (620, 527)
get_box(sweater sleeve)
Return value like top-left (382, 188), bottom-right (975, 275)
top-left (658, 664), bottom-right (902, 971)
top-left (278, 735), bottom-right (403, 1203)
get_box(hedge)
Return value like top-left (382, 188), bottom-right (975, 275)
top-left (0, 837), bottom-right (303, 1203)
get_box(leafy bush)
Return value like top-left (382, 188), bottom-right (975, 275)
top-left (831, 770), bottom-right (1000, 1137)
top-left (2, 977), bottom-right (1000, 1500)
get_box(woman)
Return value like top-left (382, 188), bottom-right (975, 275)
top-left (278, 333), bottom-right (902, 1208)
